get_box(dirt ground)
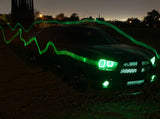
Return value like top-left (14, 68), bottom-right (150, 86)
top-left (0, 26), bottom-right (160, 119)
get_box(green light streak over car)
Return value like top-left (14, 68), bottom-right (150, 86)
top-left (6, 19), bottom-right (160, 60)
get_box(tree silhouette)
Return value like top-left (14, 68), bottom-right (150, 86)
top-left (0, 19), bottom-right (5, 25)
top-left (70, 13), bottom-right (79, 21)
top-left (34, 9), bottom-right (41, 20)
top-left (127, 17), bottom-right (141, 24)
top-left (144, 9), bottom-right (160, 27)
top-left (56, 13), bottom-right (65, 21)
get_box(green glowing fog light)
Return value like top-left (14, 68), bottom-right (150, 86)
top-left (98, 59), bottom-right (118, 71)
top-left (102, 81), bottom-right (109, 88)
top-left (150, 56), bottom-right (156, 66)
top-left (150, 75), bottom-right (156, 82)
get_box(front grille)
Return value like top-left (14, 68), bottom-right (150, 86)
top-left (120, 61), bottom-right (151, 74)
top-left (120, 68), bottom-right (137, 74)
top-left (123, 62), bottom-right (138, 67)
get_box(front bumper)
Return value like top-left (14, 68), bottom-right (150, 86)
top-left (89, 66), bottom-right (158, 92)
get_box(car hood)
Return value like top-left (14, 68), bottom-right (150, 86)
top-left (67, 44), bottom-right (154, 62)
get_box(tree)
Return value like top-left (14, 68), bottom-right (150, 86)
top-left (127, 17), bottom-right (141, 24)
top-left (5, 14), bottom-right (12, 24)
top-left (96, 17), bottom-right (105, 21)
top-left (43, 15), bottom-right (53, 21)
top-left (0, 19), bottom-right (5, 25)
top-left (70, 13), bottom-right (79, 21)
top-left (81, 16), bottom-right (94, 20)
top-left (34, 9), bottom-right (41, 20)
top-left (144, 9), bottom-right (160, 27)
top-left (0, 14), bottom-right (12, 25)
top-left (56, 13), bottom-right (65, 21)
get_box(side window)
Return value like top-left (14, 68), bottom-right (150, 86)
top-left (54, 29), bottom-right (70, 48)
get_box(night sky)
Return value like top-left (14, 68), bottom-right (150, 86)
top-left (0, 0), bottom-right (160, 21)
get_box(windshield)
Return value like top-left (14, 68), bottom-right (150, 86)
top-left (53, 26), bottom-right (118, 46)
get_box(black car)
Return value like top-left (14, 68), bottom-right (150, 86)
top-left (34, 25), bottom-right (158, 91)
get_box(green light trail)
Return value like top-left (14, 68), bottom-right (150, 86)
top-left (0, 19), bottom-right (159, 67)
top-left (6, 19), bottom-right (160, 59)
top-left (0, 26), bottom-right (97, 66)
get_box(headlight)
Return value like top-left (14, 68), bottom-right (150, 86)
top-left (98, 59), bottom-right (118, 71)
top-left (150, 56), bottom-right (156, 66)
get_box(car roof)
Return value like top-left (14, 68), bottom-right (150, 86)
top-left (36, 24), bottom-right (106, 41)
top-left (41, 24), bottom-right (101, 32)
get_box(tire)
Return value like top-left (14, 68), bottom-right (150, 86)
top-left (67, 68), bottom-right (91, 92)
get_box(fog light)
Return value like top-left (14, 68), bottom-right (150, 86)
top-left (150, 75), bottom-right (156, 82)
top-left (102, 80), bottom-right (109, 88)
top-left (150, 56), bottom-right (156, 66)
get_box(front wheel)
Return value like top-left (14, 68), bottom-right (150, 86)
top-left (67, 69), bottom-right (91, 92)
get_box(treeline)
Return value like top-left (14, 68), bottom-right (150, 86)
top-left (0, 9), bottom-right (160, 28)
